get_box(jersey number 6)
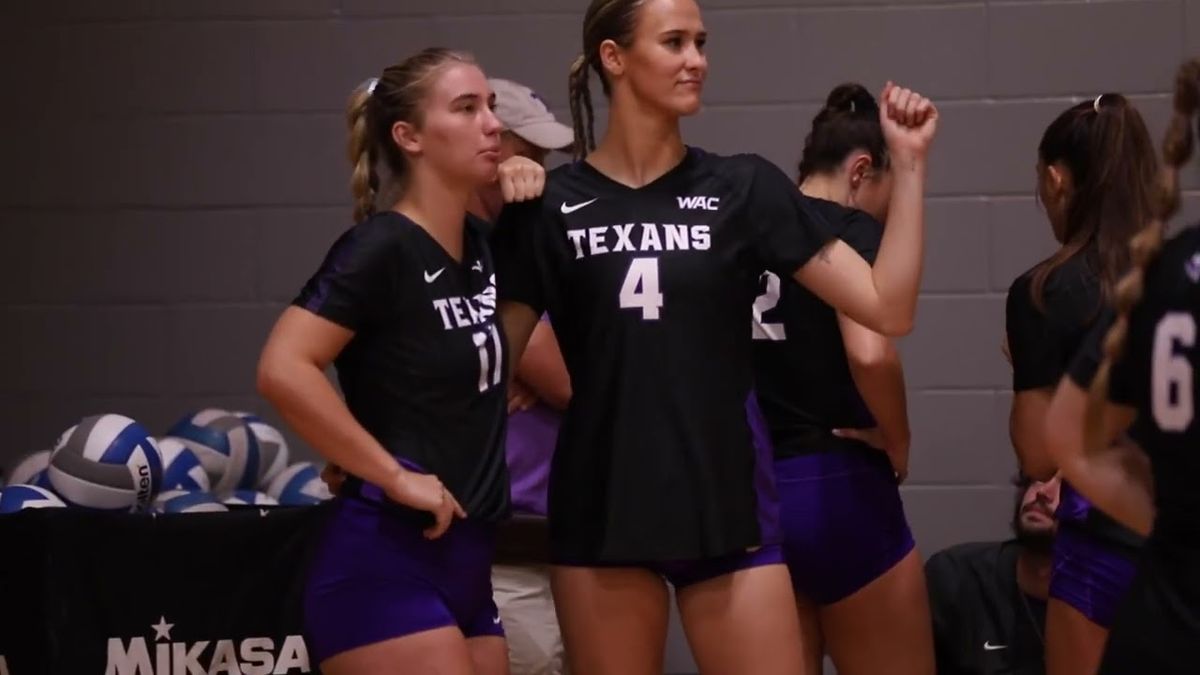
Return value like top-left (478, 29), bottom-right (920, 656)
top-left (1152, 312), bottom-right (1196, 431)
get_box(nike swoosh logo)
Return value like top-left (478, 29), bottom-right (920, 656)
top-left (560, 198), bottom-right (598, 214)
top-left (472, 260), bottom-right (483, 272)
top-left (983, 641), bottom-right (1007, 651)
top-left (493, 616), bottom-right (502, 625)
top-left (424, 268), bottom-right (445, 283)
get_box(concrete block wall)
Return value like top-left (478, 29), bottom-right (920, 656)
top-left (3, 1), bottom-right (1198, 672)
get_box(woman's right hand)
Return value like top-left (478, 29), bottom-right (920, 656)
top-left (383, 469), bottom-right (467, 539)
top-left (879, 81), bottom-right (938, 161)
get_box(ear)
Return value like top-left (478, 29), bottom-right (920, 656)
top-left (846, 153), bottom-right (872, 188)
top-left (1044, 163), bottom-right (1070, 201)
top-left (391, 120), bottom-right (421, 156)
top-left (598, 39), bottom-right (625, 81)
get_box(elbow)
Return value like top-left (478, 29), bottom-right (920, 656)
top-left (255, 355), bottom-right (288, 404)
top-left (847, 343), bottom-right (891, 372)
top-left (877, 313), bottom-right (914, 338)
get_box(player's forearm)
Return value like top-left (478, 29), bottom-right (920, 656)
top-left (871, 154), bottom-right (927, 334)
top-left (1059, 442), bottom-right (1154, 537)
top-left (258, 360), bottom-right (403, 489)
top-left (847, 343), bottom-right (911, 453)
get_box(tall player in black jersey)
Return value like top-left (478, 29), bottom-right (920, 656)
top-left (492, 0), bottom-right (936, 673)
top-left (1047, 59), bottom-right (1200, 675)
top-left (1004, 95), bottom-right (1157, 675)
top-left (750, 83), bottom-right (932, 675)
top-left (257, 49), bottom-right (542, 675)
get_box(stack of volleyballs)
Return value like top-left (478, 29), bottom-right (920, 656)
top-left (153, 408), bottom-right (331, 514)
top-left (1, 409), bottom-right (332, 515)
top-left (0, 413), bottom-right (161, 514)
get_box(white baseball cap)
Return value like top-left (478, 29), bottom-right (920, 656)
top-left (490, 78), bottom-right (575, 151)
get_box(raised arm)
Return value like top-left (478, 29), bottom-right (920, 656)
top-left (795, 82), bottom-right (936, 336)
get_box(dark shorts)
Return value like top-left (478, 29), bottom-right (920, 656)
top-left (1050, 523), bottom-right (1139, 627)
top-left (303, 486), bottom-right (502, 664)
top-left (775, 448), bottom-right (915, 605)
top-left (554, 544), bottom-right (785, 590)
top-left (1050, 483), bottom-right (1140, 627)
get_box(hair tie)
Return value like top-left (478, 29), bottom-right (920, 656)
top-left (366, 77), bottom-right (379, 96)
top-left (1093, 94), bottom-right (1104, 113)
top-left (849, 100), bottom-right (856, 114)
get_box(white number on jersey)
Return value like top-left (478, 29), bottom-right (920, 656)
top-left (1151, 312), bottom-right (1196, 431)
top-left (619, 257), bottom-right (664, 320)
top-left (753, 271), bottom-right (786, 341)
top-left (473, 324), bottom-right (504, 392)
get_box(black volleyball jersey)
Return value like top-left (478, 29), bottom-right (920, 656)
top-left (1070, 227), bottom-right (1200, 555)
top-left (493, 147), bottom-right (832, 561)
top-left (293, 211), bottom-right (510, 522)
top-left (752, 198), bottom-right (883, 458)
top-left (1007, 251), bottom-right (1141, 548)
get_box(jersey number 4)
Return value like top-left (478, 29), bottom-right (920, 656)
top-left (620, 258), bottom-right (664, 320)
top-left (1152, 312), bottom-right (1196, 431)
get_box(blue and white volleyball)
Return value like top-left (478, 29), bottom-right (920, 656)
top-left (46, 414), bottom-right (163, 512)
top-left (266, 461), bottom-right (332, 506)
top-left (8, 450), bottom-right (51, 487)
top-left (0, 484), bottom-right (66, 513)
top-left (223, 490), bottom-right (278, 506)
top-left (154, 490), bottom-right (228, 514)
top-left (157, 437), bottom-right (211, 492)
top-left (167, 409), bottom-right (260, 494)
top-left (234, 412), bottom-right (289, 489)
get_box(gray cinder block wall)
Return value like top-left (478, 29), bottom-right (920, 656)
top-left (4, 2), bottom-right (1199, 672)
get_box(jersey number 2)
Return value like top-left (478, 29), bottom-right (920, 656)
top-left (620, 258), bottom-right (664, 320)
top-left (1152, 312), bottom-right (1196, 431)
top-left (473, 324), bottom-right (503, 393)
top-left (753, 272), bottom-right (786, 340)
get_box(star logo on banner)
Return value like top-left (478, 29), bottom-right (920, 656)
top-left (151, 616), bottom-right (174, 642)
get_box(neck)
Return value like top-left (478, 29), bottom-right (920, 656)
top-left (466, 183), bottom-right (503, 224)
top-left (590, 91), bottom-right (685, 188)
top-left (1016, 548), bottom-right (1053, 600)
top-left (799, 174), bottom-right (849, 206)
top-left (394, 167), bottom-right (471, 261)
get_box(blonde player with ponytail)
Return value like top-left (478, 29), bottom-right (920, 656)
top-left (1046, 59), bottom-right (1200, 674)
top-left (258, 48), bottom-right (542, 675)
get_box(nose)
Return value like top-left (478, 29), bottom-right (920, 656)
top-left (684, 41), bottom-right (706, 74)
top-left (482, 105), bottom-right (503, 135)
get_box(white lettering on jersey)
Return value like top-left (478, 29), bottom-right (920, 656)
top-left (640, 223), bottom-right (662, 252)
top-left (431, 275), bottom-right (498, 330)
top-left (564, 223), bottom-right (705, 260)
top-left (677, 196), bottom-right (720, 211)
top-left (566, 223), bottom-right (711, 259)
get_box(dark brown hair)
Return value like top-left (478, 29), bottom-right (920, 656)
top-left (797, 83), bottom-right (888, 183)
top-left (346, 47), bottom-right (475, 222)
top-left (1029, 94), bottom-right (1158, 312)
top-left (1086, 62), bottom-right (1200, 450)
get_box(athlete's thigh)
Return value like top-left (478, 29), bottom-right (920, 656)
top-left (320, 626), bottom-right (475, 675)
top-left (795, 589), bottom-right (825, 675)
top-left (468, 635), bottom-right (511, 675)
top-left (1046, 598), bottom-right (1108, 675)
top-left (550, 565), bottom-right (670, 675)
top-left (820, 549), bottom-right (934, 675)
top-left (675, 562), bottom-right (810, 675)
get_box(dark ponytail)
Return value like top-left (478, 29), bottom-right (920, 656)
top-left (797, 83), bottom-right (887, 183)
